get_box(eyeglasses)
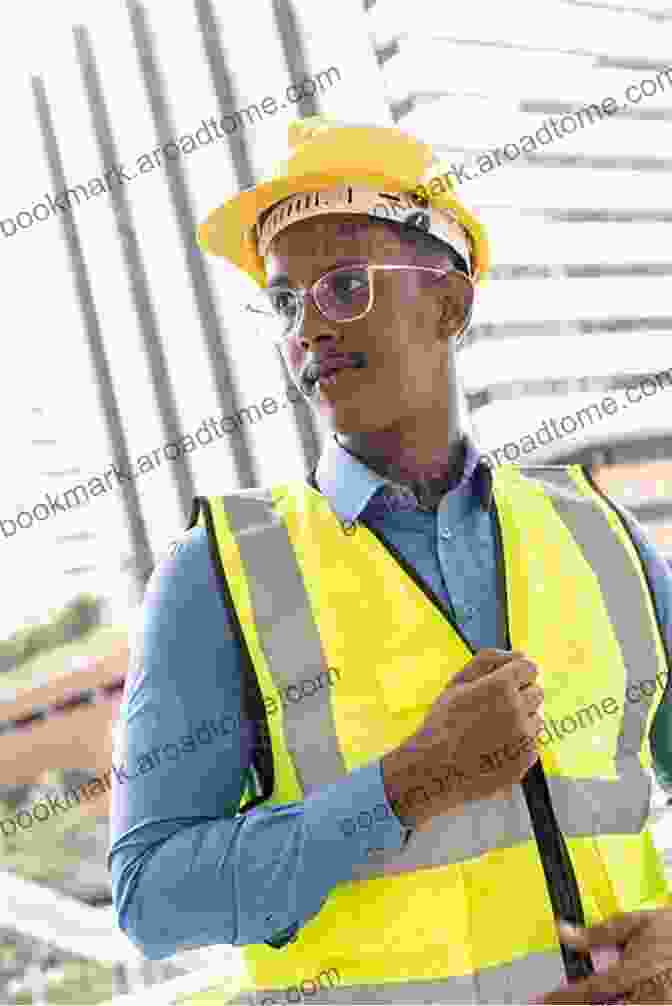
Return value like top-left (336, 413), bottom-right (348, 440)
top-left (245, 263), bottom-right (473, 344)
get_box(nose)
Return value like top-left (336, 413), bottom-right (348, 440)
top-left (298, 293), bottom-right (341, 350)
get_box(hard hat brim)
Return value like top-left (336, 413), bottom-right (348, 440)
top-left (196, 123), bottom-right (489, 286)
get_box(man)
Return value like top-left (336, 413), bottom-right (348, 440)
top-left (109, 117), bottom-right (672, 1005)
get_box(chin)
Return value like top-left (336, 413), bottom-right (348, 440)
top-left (310, 375), bottom-right (400, 433)
top-left (323, 402), bottom-right (393, 436)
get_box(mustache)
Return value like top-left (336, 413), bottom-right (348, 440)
top-left (300, 351), bottom-right (368, 395)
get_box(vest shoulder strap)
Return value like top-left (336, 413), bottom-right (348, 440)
top-left (513, 463), bottom-right (592, 502)
top-left (185, 492), bottom-right (277, 812)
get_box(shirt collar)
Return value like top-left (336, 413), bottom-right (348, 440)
top-left (313, 431), bottom-right (494, 524)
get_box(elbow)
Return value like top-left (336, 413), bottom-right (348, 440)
top-left (113, 898), bottom-right (179, 961)
top-left (110, 842), bottom-right (240, 958)
top-left (110, 863), bottom-right (183, 961)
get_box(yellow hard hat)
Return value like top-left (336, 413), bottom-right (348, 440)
top-left (196, 116), bottom-right (490, 288)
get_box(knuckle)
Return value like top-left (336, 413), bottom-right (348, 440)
top-left (504, 675), bottom-right (520, 701)
top-left (491, 672), bottom-right (511, 695)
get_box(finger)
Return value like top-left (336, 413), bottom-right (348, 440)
top-left (525, 717), bottom-right (545, 748)
top-left (520, 685), bottom-right (545, 714)
top-left (538, 960), bottom-right (647, 1005)
top-left (474, 649), bottom-right (524, 676)
top-left (511, 658), bottom-right (540, 689)
top-left (510, 729), bottom-right (539, 755)
top-left (477, 648), bottom-right (526, 662)
top-left (453, 650), bottom-right (520, 684)
top-left (557, 912), bottom-right (650, 949)
top-left (490, 658), bottom-right (539, 691)
top-left (622, 965), bottom-right (672, 1005)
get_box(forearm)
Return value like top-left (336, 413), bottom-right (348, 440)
top-left (109, 526), bottom-right (410, 958)
top-left (110, 758), bottom-right (409, 958)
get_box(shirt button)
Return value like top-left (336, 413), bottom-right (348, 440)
top-left (441, 529), bottom-right (452, 540)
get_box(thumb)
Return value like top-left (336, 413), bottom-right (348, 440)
top-left (557, 913), bottom-right (647, 950)
top-left (453, 650), bottom-right (524, 686)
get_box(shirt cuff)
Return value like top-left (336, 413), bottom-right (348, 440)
top-left (303, 757), bottom-right (413, 860)
top-left (265, 920), bottom-right (299, 948)
top-left (264, 760), bottom-right (411, 949)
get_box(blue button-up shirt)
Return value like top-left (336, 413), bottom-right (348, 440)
top-left (108, 433), bottom-right (672, 959)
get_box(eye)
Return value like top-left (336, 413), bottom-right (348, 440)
top-left (330, 270), bottom-right (369, 304)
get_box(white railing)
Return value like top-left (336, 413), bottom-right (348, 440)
top-left (97, 964), bottom-right (242, 1006)
top-left (0, 869), bottom-right (244, 1003)
top-left (0, 870), bottom-right (141, 966)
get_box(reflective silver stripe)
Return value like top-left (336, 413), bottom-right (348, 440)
top-left (352, 773), bottom-right (649, 882)
top-left (353, 787), bottom-right (532, 879)
top-left (519, 466), bottom-right (662, 797)
top-left (227, 949), bottom-right (565, 1004)
top-left (217, 477), bottom-right (654, 883)
top-left (548, 773), bottom-right (649, 835)
top-left (221, 491), bottom-right (347, 795)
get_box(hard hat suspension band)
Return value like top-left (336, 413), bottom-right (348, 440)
top-left (255, 185), bottom-right (472, 276)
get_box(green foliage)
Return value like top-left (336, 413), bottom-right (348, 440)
top-left (0, 787), bottom-right (101, 887)
top-left (0, 612), bottom-right (128, 1004)
top-left (0, 624), bottom-right (128, 695)
top-left (0, 594), bottom-right (103, 670)
top-left (12, 958), bottom-right (114, 1004)
top-left (0, 772), bottom-right (115, 1004)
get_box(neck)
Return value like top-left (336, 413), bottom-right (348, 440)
top-left (335, 409), bottom-right (466, 510)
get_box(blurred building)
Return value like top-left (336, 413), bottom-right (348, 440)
top-left (28, 405), bottom-right (102, 592)
top-left (367, 0), bottom-right (672, 558)
top-left (3, 2), bottom-right (672, 1002)
top-left (4, 0), bottom-right (672, 638)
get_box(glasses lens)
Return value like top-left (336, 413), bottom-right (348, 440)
top-left (314, 267), bottom-right (371, 322)
top-left (246, 287), bottom-right (300, 341)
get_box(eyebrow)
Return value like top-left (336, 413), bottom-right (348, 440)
top-left (266, 258), bottom-right (370, 289)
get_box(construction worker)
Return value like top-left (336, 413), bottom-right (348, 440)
top-left (109, 117), bottom-right (672, 1005)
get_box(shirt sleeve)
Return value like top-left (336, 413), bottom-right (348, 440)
top-left (107, 525), bottom-right (410, 960)
top-left (609, 501), bottom-right (672, 791)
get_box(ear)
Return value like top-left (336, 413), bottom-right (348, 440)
top-left (437, 278), bottom-right (473, 342)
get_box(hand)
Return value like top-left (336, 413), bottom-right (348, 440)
top-left (381, 648), bottom-right (544, 828)
top-left (538, 910), bottom-right (672, 1004)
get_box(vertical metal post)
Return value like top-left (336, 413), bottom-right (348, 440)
top-left (31, 78), bottom-right (154, 600)
top-left (194, 0), bottom-right (323, 474)
top-left (124, 0), bottom-right (261, 490)
top-left (73, 24), bottom-right (198, 522)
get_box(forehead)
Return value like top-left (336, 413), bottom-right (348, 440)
top-left (264, 214), bottom-right (403, 282)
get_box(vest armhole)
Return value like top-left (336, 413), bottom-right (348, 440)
top-left (186, 496), bottom-right (204, 531)
top-left (579, 465), bottom-right (672, 688)
top-left (198, 495), bottom-right (275, 813)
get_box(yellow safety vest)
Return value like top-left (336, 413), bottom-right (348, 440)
top-left (184, 462), bottom-right (672, 1005)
